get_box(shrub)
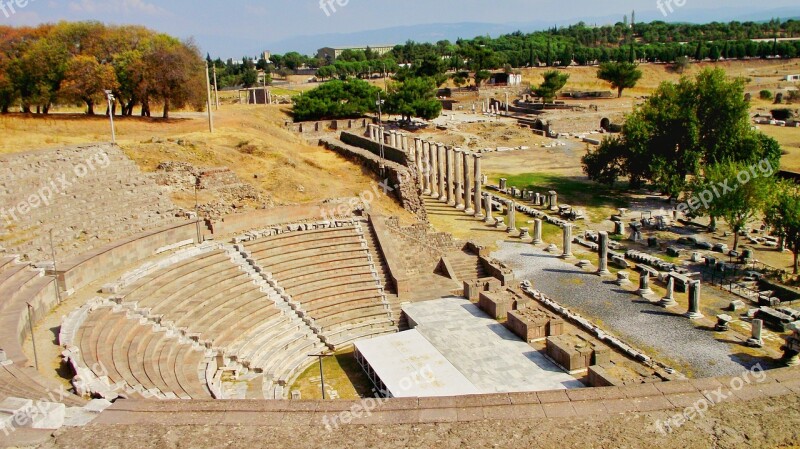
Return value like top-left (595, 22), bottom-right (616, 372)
top-left (760, 90), bottom-right (773, 100)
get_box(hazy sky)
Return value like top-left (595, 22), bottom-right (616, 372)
top-left (3, 0), bottom-right (799, 56)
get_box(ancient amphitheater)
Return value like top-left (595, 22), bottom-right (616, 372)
top-left (1, 129), bottom-right (799, 449)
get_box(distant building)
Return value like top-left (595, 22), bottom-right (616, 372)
top-left (786, 74), bottom-right (800, 82)
top-left (262, 51), bottom-right (272, 62)
top-left (315, 45), bottom-right (395, 61)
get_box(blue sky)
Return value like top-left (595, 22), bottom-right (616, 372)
top-left (3, 0), bottom-right (799, 57)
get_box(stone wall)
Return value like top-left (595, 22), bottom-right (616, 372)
top-left (339, 132), bottom-right (409, 165)
top-left (55, 221), bottom-right (198, 292)
top-left (319, 138), bottom-right (426, 221)
top-left (287, 119), bottom-right (370, 134)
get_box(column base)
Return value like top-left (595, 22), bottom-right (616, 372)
top-left (474, 213), bottom-right (484, 219)
top-left (423, 189), bottom-right (431, 195)
top-left (561, 253), bottom-right (573, 259)
top-left (658, 298), bottom-right (678, 308)
top-left (484, 216), bottom-right (494, 224)
top-left (456, 204), bottom-right (465, 210)
top-left (506, 227), bottom-right (517, 234)
top-left (596, 269), bottom-right (612, 277)
top-left (746, 338), bottom-right (764, 348)
top-left (532, 239), bottom-right (543, 245)
top-left (783, 353), bottom-right (800, 367)
top-left (464, 208), bottom-right (475, 215)
top-left (637, 289), bottom-right (654, 297)
top-left (447, 199), bottom-right (455, 207)
top-left (685, 311), bottom-right (704, 320)
top-left (438, 195), bottom-right (447, 202)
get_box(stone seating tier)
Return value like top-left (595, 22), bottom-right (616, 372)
top-left (76, 307), bottom-right (212, 400)
top-left (0, 258), bottom-right (91, 406)
top-left (250, 240), bottom-right (366, 267)
top-left (243, 226), bottom-right (359, 252)
top-left (278, 262), bottom-right (375, 289)
top-left (120, 251), bottom-right (231, 300)
top-left (266, 252), bottom-right (368, 279)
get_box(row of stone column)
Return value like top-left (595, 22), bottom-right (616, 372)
top-left (415, 140), bottom-right (483, 218)
top-left (367, 124), bottom-right (413, 153)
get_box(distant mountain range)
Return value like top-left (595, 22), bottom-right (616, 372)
top-left (201, 6), bottom-right (800, 58)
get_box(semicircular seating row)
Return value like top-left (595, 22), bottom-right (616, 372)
top-left (66, 245), bottom-right (328, 399)
top-left (0, 256), bottom-right (87, 406)
top-left (242, 223), bottom-right (398, 349)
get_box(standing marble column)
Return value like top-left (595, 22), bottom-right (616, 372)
top-left (597, 231), bottom-right (610, 276)
top-left (401, 134), bottom-right (408, 151)
top-left (686, 281), bottom-right (704, 319)
top-left (463, 151), bottom-right (473, 214)
top-left (422, 141), bottom-right (431, 195)
top-left (473, 154), bottom-right (483, 218)
top-left (389, 131), bottom-right (396, 148)
top-left (430, 142), bottom-right (440, 197)
top-left (561, 224), bottom-right (573, 258)
top-left (506, 201), bottom-right (517, 233)
top-left (483, 193), bottom-right (493, 223)
top-left (659, 276), bottom-right (677, 307)
top-left (532, 219), bottom-right (543, 244)
top-left (415, 139), bottom-right (424, 189)
top-left (446, 147), bottom-right (455, 206)
top-left (437, 143), bottom-right (447, 201)
top-left (454, 149), bottom-right (465, 210)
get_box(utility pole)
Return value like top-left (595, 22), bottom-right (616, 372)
top-left (205, 63), bottom-right (214, 133)
top-left (194, 177), bottom-right (202, 244)
top-left (105, 91), bottom-right (116, 144)
top-left (49, 229), bottom-right (61, 305)
top-left (27, 303), bottom-right (39, 371)
top-left (376, 92), bottom-right (385, 177)
top-left (308, 353), bottom-right (333, 399)
top-left (212, 65), bottom-right (220, 110)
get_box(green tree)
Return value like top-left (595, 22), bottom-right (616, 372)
top-left (241, 66), bottom-right (258, 88)
top-left (532, 70), bottom-right (569, 102)
top-left (597, 61), bottom-right (643, 97)
top-left (687, 160), bottom-right (773, 250)
top-left (765, 181), bottom-right (800, 274)
top-left (386, 77), bottom-right (442, 121)
top-left (292, 78), bottom-right (380, 121)
top-left (583, 68), bottom-right (782, 197)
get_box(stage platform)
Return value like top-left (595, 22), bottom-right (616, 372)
top-left (354, 297), bottom-right (583, 397)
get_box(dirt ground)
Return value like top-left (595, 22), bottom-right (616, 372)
top-left (0, 105), bottom-right (413, 220)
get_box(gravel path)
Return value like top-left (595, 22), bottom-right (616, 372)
top-left (491, 241), bottom-right (753, 378)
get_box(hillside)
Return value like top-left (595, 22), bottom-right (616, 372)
top-left (0, 105), bottom-right (413, 220)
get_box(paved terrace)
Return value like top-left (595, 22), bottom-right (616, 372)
top-left (404, 297), bottom-right (583, 392)
top-left (491, 241), bottom-right (755, 377)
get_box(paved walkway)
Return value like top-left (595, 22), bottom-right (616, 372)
top-left (491, 241), bottom-right (756, 378)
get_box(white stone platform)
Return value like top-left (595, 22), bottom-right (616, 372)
top-left (404, 297), bottom-right (583, 393)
